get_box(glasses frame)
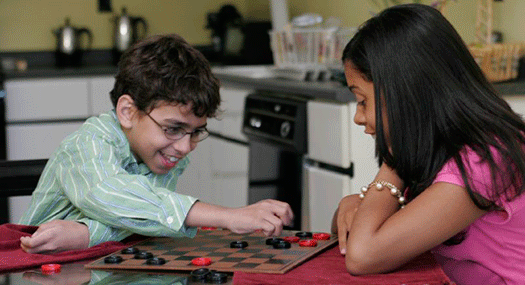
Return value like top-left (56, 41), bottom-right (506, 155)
top-left (145, 112), bottom-right (209, 142)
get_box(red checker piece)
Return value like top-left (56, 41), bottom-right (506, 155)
top-left (41, 264), bottom-right (61, 274)
top-left (200, 227), bottom-right (217, 230)
top-left (299, 239), bottom-right (318, 247)
top-left (191, 257), bottom-right (212, 266)
top-left (312, 233), bottom-right (331, 240)
top-left (283, 236), bottom-right (300, 243)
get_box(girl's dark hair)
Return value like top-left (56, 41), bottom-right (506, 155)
top-left (110, 33), bottom-right (221, 118)
top-left (342, 4), bottom-right (525, 210)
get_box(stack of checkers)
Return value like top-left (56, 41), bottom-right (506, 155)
top-left (86, 229), bottom-right (337, 275)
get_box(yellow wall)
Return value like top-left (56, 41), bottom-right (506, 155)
top-left (0, 0), bottom-right (524, 52)
top-left (0, 0), bottom-right (251, 51)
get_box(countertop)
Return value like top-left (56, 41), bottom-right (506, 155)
top-left (3, 63), bottom-right (525, 103)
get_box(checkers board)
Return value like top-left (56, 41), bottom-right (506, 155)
top-left (86, 228), bottom-right (337, 274)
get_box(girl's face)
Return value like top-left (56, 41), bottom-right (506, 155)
top-left (344, 60), bottom-right (377, 138)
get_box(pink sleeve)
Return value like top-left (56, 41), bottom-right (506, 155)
top-left (433, 158), bottom-right (465, 187)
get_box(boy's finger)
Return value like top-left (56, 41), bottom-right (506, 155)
top-left (261, 221), bottom-right (275, 236)
top-left (273, 208), bottom-right (293, 226)
top-left (265, 215), bottom-right (284, 236)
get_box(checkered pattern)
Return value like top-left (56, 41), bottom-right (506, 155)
top-left (86, 229), bottom-right (338, 274)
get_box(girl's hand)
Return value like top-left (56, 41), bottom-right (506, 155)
top-left (333, 194), bottom-right (362, 255)
top-left (20, 220), bottom-right (90, 254)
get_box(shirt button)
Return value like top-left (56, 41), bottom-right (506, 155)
top-left (167, 216), bottom-right (174, 224)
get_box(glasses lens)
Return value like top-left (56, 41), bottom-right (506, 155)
top-left (164, 127), bottom-right (185, 140)
top-left (190, 129), bottom-right (209, 142)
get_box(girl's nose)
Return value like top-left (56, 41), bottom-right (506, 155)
top-left (354, 109), bottom-right (366, 126)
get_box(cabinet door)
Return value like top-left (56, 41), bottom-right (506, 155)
top-left (307, 100), bottom-right (351, 168)
top-left (208, 86), bottom-right (252, 142)
top-left (7, 122), bottom-right (84, 160)
top-left (176, 138), bottom-right (214, 203)
top-left (89, 76), bottom-right (115, 115)
top-left (210, 139), bottom-right (249, 208)
top-left (505, 96), bottom-right (525, 117)
top-left (7, 122), bottom-right (84, 223)
top-left (349, 102), bottom-right (379, 195)
top-left (306, 166), bottom-right (351, 232)
top-left (307, 100), bottom-right (378, 195)
top-left (5, 78), bottom-right (89, 121)
top-left (176, 137), bottom-right (249, 208)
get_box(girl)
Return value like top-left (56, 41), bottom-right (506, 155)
top-left (333, 4), bottom-right (525, 284)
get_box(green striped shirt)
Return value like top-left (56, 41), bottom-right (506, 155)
top-left (19, 111), bottom-right (198, 246)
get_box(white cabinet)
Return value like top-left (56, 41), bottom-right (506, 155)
top-left (306, 100), bottom-right (378, 232)
top-left (207, 85), bottom-right (252, 142)
top-left (7, 122), bottom-right (83, 160)
top-left (89, 76), bottom-right (115, 115)
top-left (176, 136), bottom-right (249, 208)
top-left (505, 96), bottom-right (525, 117)
top-left (5, 78), bottom-right (90, 122)
top-left (176, 86), bottom-right (251, 208)
top-left (4, 75), bottom-right (115, 223)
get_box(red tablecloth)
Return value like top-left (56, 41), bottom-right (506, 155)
top-left (233, 245), bottom-right (454, 285)
top-left (0, 223), bottom-right (146, 273)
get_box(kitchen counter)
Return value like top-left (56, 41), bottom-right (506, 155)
top-left (3, 65), bottom-right (118, 79)
top-left (3, 62), bottom-right (525, 102)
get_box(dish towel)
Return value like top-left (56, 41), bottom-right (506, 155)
top-left (233, 245), bottom-right (454, 285)
top-left (0, 223), bottom-right (146, 273)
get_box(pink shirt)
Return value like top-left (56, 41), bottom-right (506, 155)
top-left (431, 147), bottom-right (525, 285)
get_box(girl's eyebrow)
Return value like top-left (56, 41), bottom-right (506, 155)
top-left (348, 85), bottom-right (358, 92)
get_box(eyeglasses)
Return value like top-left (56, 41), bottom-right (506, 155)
top-left (145, 113), bottom-right (209, 142)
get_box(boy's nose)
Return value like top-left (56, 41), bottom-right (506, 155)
top-left (173, 134), bottom-right (193, 155)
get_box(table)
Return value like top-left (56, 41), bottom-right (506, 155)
top-left (1, 224), bottom-right (453, 284)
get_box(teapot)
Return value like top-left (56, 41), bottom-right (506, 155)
top-left (112, 7), bottom-right (148, 63)
top-left (53, 18), bottom-right (93, 67)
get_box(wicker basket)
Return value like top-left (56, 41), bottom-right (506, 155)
top-left (468, 44), bottom-right (525, 83)
top-left (268, 27), bottom-right (356, 80)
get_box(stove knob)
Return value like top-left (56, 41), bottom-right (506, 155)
top-left (280, 121), bottom-right (291, 138)
top-left (250, 117), bottom-right (262, 128)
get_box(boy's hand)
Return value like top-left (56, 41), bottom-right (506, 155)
top-left (20, 220), bottom-right (90, 254)
top-left (333, 194), bottom-right (361, 255)
top-left (227, 199), bottom-right (294, 237)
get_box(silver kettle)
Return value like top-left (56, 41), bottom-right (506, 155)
top-left (53, 18), bottom-right (93, 55)
top-left (113, 7), bottom-right (148, 52)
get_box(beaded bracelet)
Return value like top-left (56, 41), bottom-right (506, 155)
top-left (360, 180), bottom-right (406, 208)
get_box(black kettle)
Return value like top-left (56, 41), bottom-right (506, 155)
top-left (53, 18), bottom-right (93, 67)
top-left (112, 7), bottom-right (148, 64)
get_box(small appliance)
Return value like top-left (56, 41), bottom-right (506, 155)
top-left (112, 7), bottom-right (148, 65)
top-left (53, 18), bottom-right (93, 67)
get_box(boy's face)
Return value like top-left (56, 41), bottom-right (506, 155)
top-left (119, 98), bottom-right (207, 174)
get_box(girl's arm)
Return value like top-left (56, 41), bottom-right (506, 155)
top-left (343, 164), bottom-right (486, 274)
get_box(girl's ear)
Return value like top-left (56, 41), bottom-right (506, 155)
top-left (116, 95), bottom-right (138, 129)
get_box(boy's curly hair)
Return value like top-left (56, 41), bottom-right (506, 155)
top-left (110, 34), bottom-right (221, 118)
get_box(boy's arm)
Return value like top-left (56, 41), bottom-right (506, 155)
top-left (20, 220), bottom-right (89, 253)
top-left (184, 199), bottom-right (294, 237)
top-left (43, 136), bottom-right (199, 238)
top-left (20, 218), bottom-right (133, 253)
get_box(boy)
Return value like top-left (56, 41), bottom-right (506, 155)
top-left (19, 34), bottom-right (293, 253)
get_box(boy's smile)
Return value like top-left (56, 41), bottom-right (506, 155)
top-left (119, 97), bottom-right (207, 174)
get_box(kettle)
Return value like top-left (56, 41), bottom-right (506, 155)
top-left (112, 7), bottom-right (148, 62)
top-left (53, 18), bottom-right (93, 67)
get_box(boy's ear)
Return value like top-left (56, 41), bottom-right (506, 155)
top-left (116, 95), bottom-right (138, 129)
